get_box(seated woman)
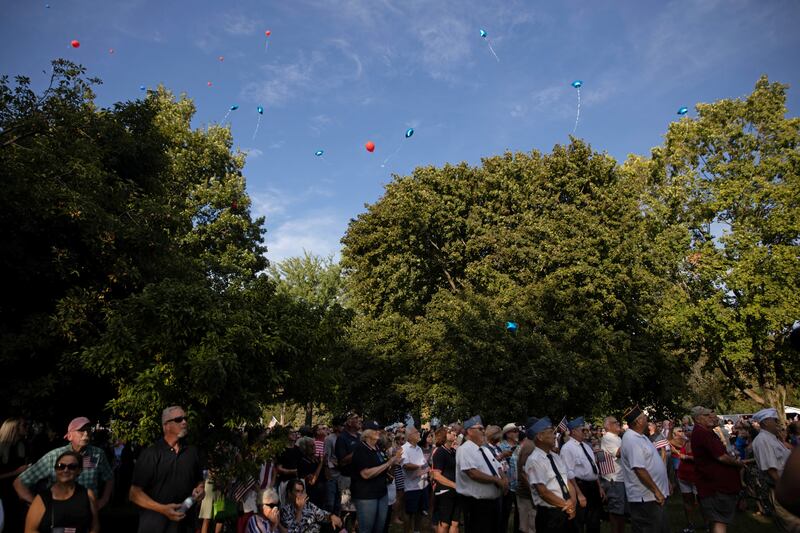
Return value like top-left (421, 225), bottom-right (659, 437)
top-left (280, 478), bottom-right (341, 533)
top-left (246, 487), bottom-right (282, 533)
top-left (24, 450), bottom-right (99, 533)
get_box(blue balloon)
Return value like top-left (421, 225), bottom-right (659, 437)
top-left (45, 3), bottom-right (50, 7)
top-left (230, 105), bottom-right (239, 111)
top-left (506, 321), bottom-right (518, 332)
top-left (571, 80), bottom-right (583, 89)
top-left (405, 128), bottom-right (414, 138)
top-left (139, 85), bottom-right (146, 91)
top-left (677, 106), bottom-right (688, 115)
top-left (480, 29), bottom-right (487, 38)
top-left (315, 150), bottom-right (324, 156)
top-left (257, 106), bottom-right (264, 114)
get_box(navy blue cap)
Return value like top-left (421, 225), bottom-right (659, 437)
top-left (464, 415), bottom-right (483, 430)
top-left (527, 417), bottom-right (553, 438)
top-left (567, 417), bottom-right (585, 430)
top-left (363, 420), bottom-right (381, 430)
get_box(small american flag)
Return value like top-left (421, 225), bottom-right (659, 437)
top-left (653, 437), bottom-right (669, 450)
top-left (595, 450), bottom-right (616, 476)
top-left (557, 417), bottom-right (568, 433)
top-left (315, 439), bottom-right (325, 457)
top-left (231, 476), bottom-right (258, 502)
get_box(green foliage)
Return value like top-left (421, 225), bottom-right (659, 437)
top-left (342, 141), bottom-right (686, 422)
top-left (648, 76), bottom-right (800, 413)
top-left (0, 61), bottom-right (279, 460)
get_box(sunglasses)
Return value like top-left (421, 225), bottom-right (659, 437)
top-left (166, 416), bottom-right (188, 424)
top-left (261, 502), bottom-right (279, 508)
top-left (55, 462), bottom-right (80, 471)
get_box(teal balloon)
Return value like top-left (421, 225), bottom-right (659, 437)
top-left (677, 106), bottom-right (688, 115)
top-left (139, 85), bottom-right (146, 91)
top-left (405, 128), bottom-right (414, 138)
top-left (257, 106), bottom-right (264, 114)
top-left (230, 104), bottom-right (239, 111)
top-left (315, 150), bottom-right (324, 156)
top-left (571, 80), bottom-right (582, 89)
top-left (506, 321), bottom-right (518, 333)
top-left (480, 29), bottom-right (487, 38)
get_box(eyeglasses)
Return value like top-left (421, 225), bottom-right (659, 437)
top-left (166, 416), bottom-right (188, 424)
top-left (55, 462), bottom-right (80, 471)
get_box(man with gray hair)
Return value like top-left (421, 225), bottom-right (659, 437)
top-left (130, 406), bottom-right (205, 533)
top-left (620, 406), bottom-right (670, 533)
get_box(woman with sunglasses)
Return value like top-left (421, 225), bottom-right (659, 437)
top-left (24, 450), bottom-right (99, 533)
top-left (246, 487), bottom-right (282, 533)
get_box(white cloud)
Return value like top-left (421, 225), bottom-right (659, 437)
top-left (240, 56), bottom-right (317, 106)
top-left (243, 148), bottom-right (263, 159)
top-left (223, 13), bottom-right (262, 36)
top-left (265, 213), bottom-right (345, 263)
top-left (415, 17), bottom-right (472, 80)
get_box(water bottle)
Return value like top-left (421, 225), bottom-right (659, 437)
top-left (179, 496), bottom-right (195, 513)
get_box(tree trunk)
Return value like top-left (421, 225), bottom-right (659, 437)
top-left (764, 386), bottom-right (787, 427)
top-left (305, 402), bottom-right (313, 427)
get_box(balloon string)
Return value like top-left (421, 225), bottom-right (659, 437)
top-left (221, 110), bottom-right (232, 124)
top-left (253, 116), bottom-right (261, 140)
top-left (487, 42), bottom-right (500, 62)
top-left (380, 144), bottom-right (403, 168)
top-left (572, 88), bottom-right (581, 135)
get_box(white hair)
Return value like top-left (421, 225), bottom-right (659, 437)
top-left (258, 487), bottom-right (279, 504)
top-left (161, 406), bottom-right (184, 424)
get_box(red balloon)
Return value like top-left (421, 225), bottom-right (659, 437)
top-left (218, 55), bottom-right (224, 62)
top-left (207, 81), bottom-right (213, 87)
top-left (265, 30), bottom-right (271, 37)
top-left (70, 40), bottom-right (80, 48)
top-left (108, 48), bottom-right (114, 54)
top-left (365, 141), bottom-right (375, 152)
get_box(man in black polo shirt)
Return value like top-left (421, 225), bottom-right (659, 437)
top-left (130, 405), bottom-right (205, 533)
top-left (334, 412), bottom-right (362, 501)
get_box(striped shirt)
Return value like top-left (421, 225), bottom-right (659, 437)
top-left (18, 444), bottom-right (113, 494)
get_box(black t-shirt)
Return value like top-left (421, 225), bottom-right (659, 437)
top-left (432, 446), bottom-right (456, 493)
top-left (131, 439), bottom-right (203, 505)
top-left (276, 446), bottom-right (303, 483)
top-left (334, 431), bottom-right (360, 477)
top-left (350, 442), bottom-right (389, 500)
top-left (39, 484), bottom-right (93, 533)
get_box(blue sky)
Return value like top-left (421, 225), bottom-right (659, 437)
top-left (3, 0), bottom-right (799, 263)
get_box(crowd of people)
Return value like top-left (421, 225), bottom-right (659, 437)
top-left (0, 404), bottom-right (799, 533)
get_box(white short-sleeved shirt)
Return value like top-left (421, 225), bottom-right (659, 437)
top-left (620, 429), bottom-right (669, 502)
top-left (525, 447), bottom-right (571, 508)
top-left (600, 432), bottom-right (622, 482)
top-left (401, 442), bottom-right (429, 491)
top-left (560, 439), bottom-right (598, 482)
top-left (455, 440), bottom-right (502, 500)
top-left (752, 430), bottom-right (791, 476)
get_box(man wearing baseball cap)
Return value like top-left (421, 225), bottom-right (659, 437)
top-left (14, 416), bottom-right (114, 510)
top-left (455, 415), bottom-right (507, 532)
top-left (690, 405), bottom-right (743, 533)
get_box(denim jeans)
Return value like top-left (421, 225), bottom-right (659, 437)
top-left (354, 494), bottom-right (389, 533)
top-left (325, 477), bottom-right (340, 514)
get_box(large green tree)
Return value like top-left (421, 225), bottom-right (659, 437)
top-left (0, 61), bottom-right (283, 453)
top-left (647, 76), bottom-right (800, 415)
top-left (342, 141), bottom-right (685, 422)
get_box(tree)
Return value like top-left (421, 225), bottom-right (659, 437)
top-left (342, 141), bottom-right (686, 422)
top-left (0, 61), bottom-right (284, 460)
top-left (647, 76), bottom-right (800, 416)
top-left (267, 253), bottom-right (353, 425)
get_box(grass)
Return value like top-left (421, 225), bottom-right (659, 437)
top-left (385, 493), bottom-right (777, 532)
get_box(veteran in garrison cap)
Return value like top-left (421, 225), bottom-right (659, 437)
top-left (620, 405), bottom-right (670, 533)
top-left (524, 417), bottom-right (578, 532)
top-left (560, 417), bottom-right (603, 533)
top-left (751, 408), bottom-right (799, 530)
top-left (455, 415), bottom-right (508, 532)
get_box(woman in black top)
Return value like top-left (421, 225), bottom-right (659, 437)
top-left (350, 421), bottom-right (403, 533)
top-left (431, 426), bottom-right (460, 533)
top-left (24, 450), bottom-right (99, 533)
top-left (0, 417), bottom-right (29, 532)
top-left (296, 436), bottom-right (327, 508)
